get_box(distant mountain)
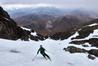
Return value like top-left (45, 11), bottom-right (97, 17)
top-left (3, 5), bottom-right (98, 36)
top-left (6, 6), bottom-right (98, 19)
top-left (5, 6), bottom-right (66, 18)
top-left (1, 6), bottom-right (98, 42)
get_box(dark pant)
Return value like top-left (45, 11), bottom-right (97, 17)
top-left (41, 53), bottom-right (51, 60)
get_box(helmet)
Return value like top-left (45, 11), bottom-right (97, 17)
top-left (40, 45), bottom-right (42, 47)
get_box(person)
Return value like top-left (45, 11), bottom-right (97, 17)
top-left (37, 45), bottom-right (51, 60)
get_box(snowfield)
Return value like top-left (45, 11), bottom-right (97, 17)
top-left (0, 32), bottom-right (98, 66)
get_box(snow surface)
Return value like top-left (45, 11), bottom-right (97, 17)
top-left (21, 27), bottom-right (31, 31)
top-left (31, 32), bottom-right (37, 36)
top-left (88, 23), bottom-right (98, 27)
top-left (21, 27), bottom-right (37, 36)
top-left (0, 32), bottom-right (98, 66)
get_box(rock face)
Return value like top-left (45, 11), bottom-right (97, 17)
top-left (0, 6), bottom-right (31, 40)
top-left (72, 19), bottom-right (98, 39)
top-left (70, 38), bottom-right (98, 47)
top-left (88, 49), bottom-right (98, 57)
top-left (63, 46), bottom-right (98, 60)
top-left (70, 20), bottom-right (98, 47)
top-left (87, 54), bottom-right (95, 60)
top-left (63, 46), bottom-right (87, 53)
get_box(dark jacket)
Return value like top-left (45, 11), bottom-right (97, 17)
top-left (37, 46), bottom-right (45, 54)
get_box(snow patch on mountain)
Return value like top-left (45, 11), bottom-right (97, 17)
top-left (88, 23), bottom-right (98, 27)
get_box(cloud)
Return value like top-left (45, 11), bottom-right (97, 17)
top-left (0, 0), bottom-right (98, 11)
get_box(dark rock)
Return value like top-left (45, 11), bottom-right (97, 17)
top-left (63, 46), bottom-right (87, 53)
top-left (37, 33), bottom-right (45, 40)
top-left (70, 40), bottom-right (88, 45)
top-left (63, 46), bottom-right (98, 60)
top-left (87, 54), bottom-right (96, 60)
top-left (31, 29), bottom-right (34, 32)
top-left (50, 31), bottom-right (75, 40)
top-left (0, 6), bottom-right (10, 18)
top-left (82, 44), bottom-right (89, 47)
top-left (72, 22), bottom-right (98, 39)
top-left (88, 49), bottom-right (98, 57)
top-left (70, 38), bottom-right (98, 47)
top-left (30, 35), bottom-right (39, 41)
top-left (89, 38), bottom-right (98, 47)
top-left (0, 6), bottom-right (31, 40)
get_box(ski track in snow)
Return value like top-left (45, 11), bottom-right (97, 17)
top-left (0, 32), bottom-right (98, 66)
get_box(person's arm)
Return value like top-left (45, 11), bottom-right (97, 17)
top-left (37, 48), bottom-right (40, 54)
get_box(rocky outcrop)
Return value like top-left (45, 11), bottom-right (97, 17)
top-left (88, 49), bottom-right (98, 57)
top-left (0, 6), bottom-right (31, 40)
top-left (70, 40), bottom-right (88, 45)
top-left (50, 31), bottom-right (75, 40)
top-left (87, 54), bottom-right (95, 60)
top-left (89, 38), bottom-right (98, 47)
top-left (70, 38), bottom-right (98, 47)
top-left (63, 46), bottom-right (98, 60)
top-left (63, 46), bottom-right (87, 53)
top-left (72, 20), bottom-right (98, 39)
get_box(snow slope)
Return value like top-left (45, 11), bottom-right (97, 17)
top-left (0, 31), bottom-right (98, 66)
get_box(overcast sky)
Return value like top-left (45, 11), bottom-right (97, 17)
top-left (0, 0), bottom-right (98, 10)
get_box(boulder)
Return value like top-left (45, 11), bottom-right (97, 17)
top-left (63, 46), bottom-right (87, 53)
top-left (88, 49), bottom-right (98, 57)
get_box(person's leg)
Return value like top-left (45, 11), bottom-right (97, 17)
top-left (44, 53), bottom-right (51, 60)
top-left (42, 53), bottom-right (47, 59)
